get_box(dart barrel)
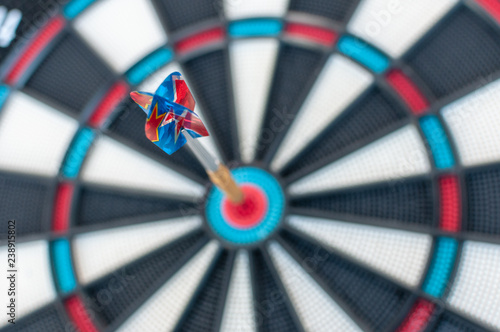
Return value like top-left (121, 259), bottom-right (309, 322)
top-left (207, 164), bottom-right (244, 204)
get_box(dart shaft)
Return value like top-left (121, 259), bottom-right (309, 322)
top-left (183, 129), bottom-right (219, 171)
top-left (183, 130), bottom-right (244, 204)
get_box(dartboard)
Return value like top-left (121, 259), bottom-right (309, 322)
top-left (1, 0), bottom-right (500, 331)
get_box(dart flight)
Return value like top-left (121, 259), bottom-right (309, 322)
top-left (130, 72), bottom-right (244, 203)
top-left (130, 72), bottom-right (209, 155)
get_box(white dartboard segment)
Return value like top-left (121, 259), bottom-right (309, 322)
top-left (80, 135), bottom-right (204, 198)
top-left (0, 92), bottom-right (78, 177)
top-left (442, 78), bottom-right (500, 167)
top-left (348, 0), bottom-right (458, 58)
top-left (230, 39), bottom-right (279, 163)
top-left (73, 216), bottom-right (203, 284)
top-left (139, 62), bottom-right (222, 161)
top-left (288, 215), bottom-right (432, 287)
top-left (0, 241), bottom-right (56, 328)
top-left (220, 251), bottom-right (257, 332)
top-left (448, 241), bottom-right (500, 331)
top-left (224, 0), bottom-right (290, 20)
top-left (289, 125), bottom-right (431, 196)
top-left (268, 242), bottom-right (363, 332)
top-left (74, 0), bottom-right (167, 73)
top-left (116, 241), bottom-right (219, 332)
top-left (271, 55), bottom-right (373, 172)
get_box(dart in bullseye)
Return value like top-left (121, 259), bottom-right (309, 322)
top-left (130, 71), bottom-right (244, 204)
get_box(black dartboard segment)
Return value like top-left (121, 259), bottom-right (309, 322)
top-left (465, 167), bottom-right (500, 236)
top-left (0, 303), bottom-right (72, 332)
top-left (75, 185), bottom-right (197, 227)
top-left (291, 178), bottom-right (435, 228)
top-left (175, 250), bottom-right (231, 332)
top-left (257, 44), bottom-right (325, 161)
top-left (430, 310), bottom-right (489, 332)
top-left (24, 31), bottom-right (114, 115)
top-left (182, 49), bottom-right (237, 161)
top-left (280, 229), bottom-right (413, 332)
top-left (288, 0), bottom-right (358, 23)
top-left (85, 231), bottom-right (207, 328)
top-left (406, 6), bottom-right (500, 100)
top-left (0, 172), bottom-right (52, 237)
top-left (282, 86), bottom-right (408, 178)
top-left (152, 0), bottom-right (219, 33)
top-left (252, 249), bottom-right (302, 332)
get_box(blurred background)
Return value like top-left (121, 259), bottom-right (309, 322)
top-left (0, 0), bottom-right (500, 331)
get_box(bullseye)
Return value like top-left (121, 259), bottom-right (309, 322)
top-left (205, 167), bottom-right (285, 244)
top-left (222, 185), bottom-right (268, 229)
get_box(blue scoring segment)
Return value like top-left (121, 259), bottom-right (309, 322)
top-left (422, 237), bottom-right (458, 298)
top-left (419, 115), bottom-right (455, 169)
top-left (63, 0), bottom-right (96, 19)
top-left (338, 35), bottom-right (390, 73)
top-left (61, 127), bottom-right (95, 178)
top-left (51, 239), bottom-right (77, 293)
top-left (0, 85), bottom-right (10, 110)
top-left (206, 167), bottom-right (285, 244)
top-left (229, 19), bottom-right (283, 37)
top-left (126, 47), bottom-right (174, 86)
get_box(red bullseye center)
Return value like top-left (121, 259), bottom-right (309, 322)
top-left (222, 185), bottom-right (268, 229)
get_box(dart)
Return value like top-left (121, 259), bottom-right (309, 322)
top-left (130, 71), bottom-right (244, 203)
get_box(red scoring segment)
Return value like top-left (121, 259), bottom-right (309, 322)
top-left (65, 295), bottom-right (98, 332)
top-left (222, 185), bottom-right (268, 229)
top-left (285, 23), bottom-right (338, 47)
top-left (475, 0), bottom-right (500, 24)
top-left (88, 81), bottom-right (129, 128)
top-left (396, 298), bottom-right (435, 332)
top-left (386, 69), bottom-right (429, 115)
top-left (439, 175), bottom-right (461, 232)
top-left (175, 27), bottom-right (225, 55)
top-left (52, 182), bottom-right (74, 233)
top-left (5, 15), bottom-right (65, 86)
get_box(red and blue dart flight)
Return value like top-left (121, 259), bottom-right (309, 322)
top-left (130, 71), bottom-right (209, 155)
top-left (130, 71), bottom-right (244, 204)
